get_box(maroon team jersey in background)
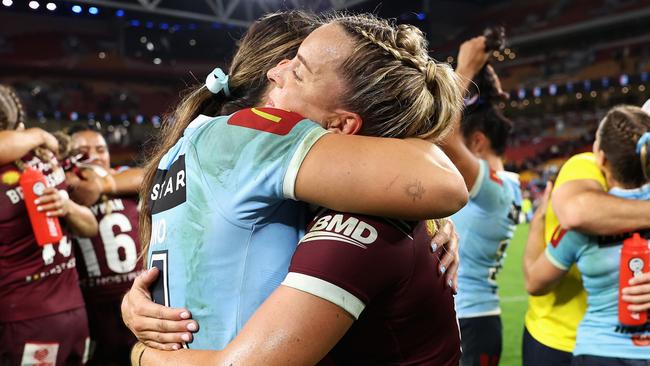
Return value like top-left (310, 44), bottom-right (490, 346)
top-left (282, 210), bottom-right (461, 366)
top-left (0, 153), bottom-right (84, 322)
top-left (74, 195), bottom-right (143, 303)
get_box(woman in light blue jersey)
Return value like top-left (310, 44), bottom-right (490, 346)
top-left (122, 11), bottom-right (467, 356)
top-left (437, 36), bottom-right (522, 366)
top-left (526, 105), bottom-right (650, 365)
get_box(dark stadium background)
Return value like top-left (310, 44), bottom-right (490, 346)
top-left (2, 1), bottom-right (649, 364)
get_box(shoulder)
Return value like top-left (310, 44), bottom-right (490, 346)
top-left (556, 153), bottom-right (606, 189)
top-left (226, 108), bottom-right (316, 136)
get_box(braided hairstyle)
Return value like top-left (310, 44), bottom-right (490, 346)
top-left (597, 105), bottom-right (650, 188)
top-left (0, 84), bottom-right (54, 169)
top-left (0, 85), bottom-right (25, 131)
top-left (328, 13), bottom-right (464, 142)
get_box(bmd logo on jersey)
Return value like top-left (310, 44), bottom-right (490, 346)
top-left (301, 214), bottom-right (378, 249)
top-left (227, 107), bottom-right (304, 135)
top-left (150, 155), bottom-right (186, 214)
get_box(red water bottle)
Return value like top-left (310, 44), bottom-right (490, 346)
top-left (619, 233), bottom-right (650, 326)
top-left (19, 167), bottom-right (63, 246)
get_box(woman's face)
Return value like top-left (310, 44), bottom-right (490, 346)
top-left (265, 23), bottom-right (353, 126)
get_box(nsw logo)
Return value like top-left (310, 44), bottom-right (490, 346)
top-left (301, 214), bottom-right (378, 249)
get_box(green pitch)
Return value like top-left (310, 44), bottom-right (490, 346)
top-left (496, 223), bottom-right (530, 366)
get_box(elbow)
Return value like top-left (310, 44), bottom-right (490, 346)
top-left (525, 277), bottom-right (550, 296)
top-left (440, 175), bottom-right (469, 217)
top-left (555, 205), bottom-right (585, 231)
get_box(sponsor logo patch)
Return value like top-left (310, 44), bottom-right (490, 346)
top-left (150, 155), bottom-right (186, 214)
top-left (302, 214), bottom-right (378, 249)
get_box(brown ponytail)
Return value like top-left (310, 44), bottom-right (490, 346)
top-left (139, 11), bottom-right (319, 260)
top-left (597, 105), bottom-right (650, 188)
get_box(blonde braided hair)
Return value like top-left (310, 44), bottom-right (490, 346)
top-left (329, 13), bottom-right (463, 141)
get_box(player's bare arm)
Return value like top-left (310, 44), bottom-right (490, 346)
top-left (137, 285), bottom-right (353, 366)
top-left (295, 134), bottom-right (468, 220)
top-left (0, 128), bottom-right (59, 165)
top-left (35, 186), bottom-right (98, 237)
top-left (553, 179), bottom-right (650, 235)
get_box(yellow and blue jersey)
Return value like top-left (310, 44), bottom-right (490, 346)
top-left (146, 108), bottom-right (327, 350)
top-left (525, 152), bottom-right (608, 352)
top-left (452, 159), bottom-right (522, 318)
top-left (545, 183), bottom-right (650, 359)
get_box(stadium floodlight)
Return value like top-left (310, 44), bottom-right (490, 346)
top-left (28, 1), bottom-right (39, 10)
top-left (46, 2), bottom-right (56, 10)
top-left (2, 0), bottom-right (13, 7)
top-left (72, 5), bottom-right (82, 13)
top-left (88, 6), bottom-right (98, 14)
top-left (153, 57), bottom-right (161, 65)
top-left (115, 9), bottom-right (124, 17)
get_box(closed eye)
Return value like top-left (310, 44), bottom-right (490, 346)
top-left (292, 69), bottom-right (302, 82)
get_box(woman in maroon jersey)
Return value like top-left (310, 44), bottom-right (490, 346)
top-left (0, 85), bottom-right (98, 366)
top-left (65, 126), bottom-right (144, 366)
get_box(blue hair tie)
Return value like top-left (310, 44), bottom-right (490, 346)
top-left (205, 67), bottom-right (230, 96)
top-left (636, 132), bottom-right (650, 154)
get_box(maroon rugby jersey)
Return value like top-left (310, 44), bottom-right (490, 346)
top-left (282, 210), bottom-right (461, 366)
top-left (0, 153), bottom-right (84, 322)
top-left (74, 195), bottom-right (143, 303)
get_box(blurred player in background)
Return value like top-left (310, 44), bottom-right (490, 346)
top-left (67, 126), bottom-right (143, 366)
top-left (522, 110), bottom-right (650, 365)
top-left (526, 105), bottom-right (650, 365)
top-left (0, 85), bottom-right (97, 366)
top-left (439, 36), bottom-right (521, 366)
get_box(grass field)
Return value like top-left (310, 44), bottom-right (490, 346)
top-left (495, 223), bottom-right (530, 366)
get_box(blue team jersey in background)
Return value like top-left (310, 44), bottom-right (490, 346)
top-left (146, 108), bottom-right (327, 350)
top-left (546, 183), bottom-right (650, 359)
top-left (452, 159), bottom-right (522, 318)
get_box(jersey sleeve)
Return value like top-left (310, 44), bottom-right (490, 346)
top-left (470, 159), bottom-right (508, 211)
top-left (281, 212), bottom-right (410, 319)
top-left (544, 229), bottom-right (589, 271)
top-left (190, 108), bottom-right (328, 221)
top-left (555, 153), bottom-right (607, 190)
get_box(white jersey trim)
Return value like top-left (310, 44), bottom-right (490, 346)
top-left (544, 247), bottom-right (569, 271)
top-left (282, 128), bottom-right (330, 200)
top-left (187, 114), bottom-right (213, 129)
top-left (282, 272), bottom-right (365, 319)
top-left (469, 160), bottom-right (486, 198)
top-left (458, 308), bottom-right (501, 319)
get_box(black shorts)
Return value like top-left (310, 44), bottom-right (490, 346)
top-left (572, 355), bottom-right (650, 366)
top-left (0, 307), bottom-right (89, 366)
top-left (459, 315), bottom-right (502, 366)
top-left (84, 300), bottom-right (137, 366)
top-left (522, 326), bottom-right (572, 366)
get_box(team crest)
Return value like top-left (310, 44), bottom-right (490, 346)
top-left (1, 170), bottom-right (20, 186)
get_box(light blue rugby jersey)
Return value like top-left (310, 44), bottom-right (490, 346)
top-left (546, 183), bottom-right (650, 359)
top-left (452, 159), bottom-right (522, 318)
top-left (146, 108), bottom-right (327, 350)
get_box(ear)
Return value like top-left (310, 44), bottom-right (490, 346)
top-left (468, 131), bottom-right (489, 154)
top-left (594, 148), bottom-right (607, 170)
top-left (324, 110), bottom-right (363, 136)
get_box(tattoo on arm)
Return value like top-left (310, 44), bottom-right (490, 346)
top-left (404, 180), bottom-right (425, 202)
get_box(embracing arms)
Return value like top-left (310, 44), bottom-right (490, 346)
top-left (296, 135), bottom-right (468, 220)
